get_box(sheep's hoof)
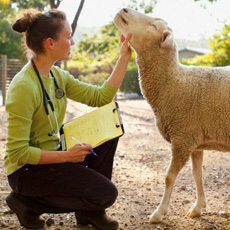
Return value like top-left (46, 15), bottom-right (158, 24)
top-left (187, 209), bottom-right (201, 218)
top-left (148, 212), bottom-right (162, 223)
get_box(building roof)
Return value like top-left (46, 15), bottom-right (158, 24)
top-left (178, 47), bottom-right (210, 54)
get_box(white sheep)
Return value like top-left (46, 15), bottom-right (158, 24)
top-left (114, 8), bottom-right (230, 223)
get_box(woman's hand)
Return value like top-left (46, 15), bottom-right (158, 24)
top-left (39, 144), bottom-right (92, 164)
top-left (119, 33), bottom-right (132, 62)
top-left (65, 143), bottom-right (92, 163)
top-left (106, 33), bottom-right (132, 89)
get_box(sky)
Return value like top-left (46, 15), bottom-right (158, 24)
top-left (59, 0), bottom-right (230, 41)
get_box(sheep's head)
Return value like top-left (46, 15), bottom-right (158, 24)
top-left (114, 8), bottom-right (176, 58)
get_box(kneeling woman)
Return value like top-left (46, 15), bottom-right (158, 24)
top-left (5, 8), bottom-right (131, 230)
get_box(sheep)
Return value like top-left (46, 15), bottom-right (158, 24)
top-left (114, 8), bottom-right (230, 223)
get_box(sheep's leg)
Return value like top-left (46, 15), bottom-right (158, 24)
top-left (187, 150), bottom-right (206, 217)
top-left (149, 149), bottom-right (190, 223)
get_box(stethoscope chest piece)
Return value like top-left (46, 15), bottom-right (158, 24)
top-left (55, 88), bottom-right (65, 99)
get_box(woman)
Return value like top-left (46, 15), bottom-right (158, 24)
top-left (5, 8), bottom-right (131, 230)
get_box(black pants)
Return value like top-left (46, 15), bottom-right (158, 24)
top-left (7, 138), bottom-right (119, 215)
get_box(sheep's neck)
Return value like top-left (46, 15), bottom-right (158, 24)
top-left (137, 53), bottom-right (179, 108)
top-left (137, 53), bottom-right (178, 84)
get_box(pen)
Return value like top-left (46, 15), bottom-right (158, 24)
top-left (71, 136), bottom-right (98, 156)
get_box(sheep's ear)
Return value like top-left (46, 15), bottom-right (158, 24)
top-left (160, 30), bottom-right (173, 48)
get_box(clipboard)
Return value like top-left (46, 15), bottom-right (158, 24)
top-left (60, 101), bottom-right (124, 150)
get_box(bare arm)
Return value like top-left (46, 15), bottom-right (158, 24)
top-left (107, 33), bottom-right (132, 89)
top-left (38, 144), bottom-right (92, 164)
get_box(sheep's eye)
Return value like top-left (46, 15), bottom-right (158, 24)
top-left (151, 24), bottom-right (157, 29)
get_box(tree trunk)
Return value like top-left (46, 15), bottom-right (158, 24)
top-left (71, 0), bottom-right (85, 36)
top-left (50, 0), bottom-right (85, 67)
top-left (50, 0), bottom-right (62, 9)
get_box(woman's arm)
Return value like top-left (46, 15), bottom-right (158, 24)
top-left (39, 143), bottom-right (92, 164)
top-left (107, 33), bottom-right (132, 89)
top-left (61, 34), bottom-right (132, 107)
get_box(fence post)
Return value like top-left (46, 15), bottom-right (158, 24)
top-left (1, 55), bottom-right (7, 106)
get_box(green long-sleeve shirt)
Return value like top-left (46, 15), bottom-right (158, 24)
top-left (4, 65), bottom-right (117, 176)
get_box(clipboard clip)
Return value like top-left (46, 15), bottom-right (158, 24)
top-left (113, 107), bottom-right (122, 128)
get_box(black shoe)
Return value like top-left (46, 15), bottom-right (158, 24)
top-left (75, 210), bottom-right (119, 230)
top-left (6, 192), bottom-right (45, 229)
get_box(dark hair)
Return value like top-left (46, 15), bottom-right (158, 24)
top-left (12, 8), bottom-right (67, 54)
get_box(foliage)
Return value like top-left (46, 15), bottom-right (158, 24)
top-left (78, 72), bottom-right (110, 86)
top-left (9, 0), bottom-right (48, 10)
top-left (181, 23), bottom-right (230, 67)
top-left (127, 0), bottom-right (158, 14)
top-left (194, 0), bottom-right (217, 3)
top-left (0, 18), bottom-right (25, 59)
top-left (0, 0), bottom-right (10, 8)
top-left (68, 22), bottom-right (137, 86)
top-left (208, 24), bottom-right (230, 66)
top-left (67, 0), bottom-right (158, 89)
top-left (193, 0), bottom-right (217, 9)
top-left (1, 0), bottom-right (222, 69)
top-left (0, 4), bottom-right (26, 59)
top-left (120, 65), bottom-right (142, 95)
top-left (0, 0), bottom-right (50, 59)
top-left (127, 0), bottom-right (217, 14)
top-left (180, 54), bottom-right (213, 67)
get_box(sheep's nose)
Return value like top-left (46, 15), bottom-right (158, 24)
top-left (123, 8), bottom-right (128, 13)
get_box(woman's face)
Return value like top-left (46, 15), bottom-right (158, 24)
top-left (52, 20), bottom-right (75, 60)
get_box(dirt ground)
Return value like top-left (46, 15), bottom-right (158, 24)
top-left (0, 99), bottom-right (229, 230)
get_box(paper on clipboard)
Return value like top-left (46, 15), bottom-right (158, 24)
top-left (60, 101), bottom-right (124, 150)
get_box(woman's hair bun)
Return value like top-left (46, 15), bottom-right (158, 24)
top-left (12, 8), bottom-right (41, 33)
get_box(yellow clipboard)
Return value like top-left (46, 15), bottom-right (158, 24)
top-left (60, 101), bottom-right (124, 150)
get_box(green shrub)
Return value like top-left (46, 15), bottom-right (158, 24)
top-left (120, 65), bottom-right (142, 95)
top-left (79, 72), bottom-right (109, 86)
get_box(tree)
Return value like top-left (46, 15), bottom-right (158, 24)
top-left (209, 23), bottom-right (230, 66)
top-left (0, 0), bottom-right (85, 58)
top-left (0, 18), bottom-right (25, 59)
top-left (127, 0), bottom-right (217, 14)
top-left (4, 0), bottom-right (84, 35)
top-left (181, 22), bottom-right (230, 67)
top-left (0, 0), bottom-right (10, 8)
top-left (194, 0), bottom-right (217, 2)
top-left (69, 22), bottom-right (123, 84)
top-left (128, 0), bottom-right (158, 14)
top-left (0, 2), bottom-right (25, 58)
top-left (71, 0), bottom-right (85, 36)
top-left (9, 0), bottom-right (48, 10)
top-left (50, 0), bottom-right (62, 8)
top-left (0, 0), bottom-right (220, 59)
top-left (49, 0), bottom-right (86, 36)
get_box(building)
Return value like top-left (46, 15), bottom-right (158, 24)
top-left (178, 47), bottom-right (210, 59)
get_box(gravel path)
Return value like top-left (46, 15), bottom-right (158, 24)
top-left (0, 99), bottom-right (229, 230)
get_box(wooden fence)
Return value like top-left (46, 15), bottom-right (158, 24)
top-left (0, 55), bottom-right (25, 106)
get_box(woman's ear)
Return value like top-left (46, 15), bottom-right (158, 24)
top-left (44, 38), bottom-right (54, 50)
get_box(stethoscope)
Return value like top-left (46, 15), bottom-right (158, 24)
top-left (31, 58), bottom-right (65, 136)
